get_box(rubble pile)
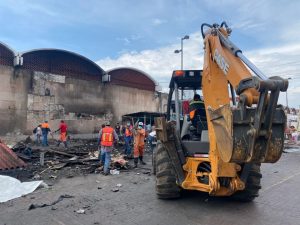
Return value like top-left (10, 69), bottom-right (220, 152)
top-left (0, 139), bottom-right (130, 182)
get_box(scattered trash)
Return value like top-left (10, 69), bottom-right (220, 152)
top-left (111, 188), bottom-right (119, 192)
top-left (69, 156), bottom-right (79, 161)
top-left (1, 138), bottom-right (149, 182)
top-left (28, 194), bottom-right (74, 210)
top-left (111, 154), bottom-right (128, 168)
top-left (97, 187), bottom-right (102, 189)
top-left (110, 169), bottom-right (120, 175)
top-left (49, 175), bottom-right (57, 179)
top-left (136, 173), bottom-right (140, 175)
top-left (75, 208), bottom-right (85, 214)
top-left (116, 183), bottom-right (122, 187)
top-left (33, 174), bottom-right (41, 180)
top-left (143, 171), bottom-right (150, 175)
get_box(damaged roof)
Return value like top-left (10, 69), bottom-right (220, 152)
top-left (0, 141), bottom-right (26, 170)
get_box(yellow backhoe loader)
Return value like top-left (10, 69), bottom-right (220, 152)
top-left (154, 22), bottom-right (288, 201)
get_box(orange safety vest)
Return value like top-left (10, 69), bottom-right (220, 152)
top-left (101, 127), bottom-right (114, 147)
top-left (125, 128), bottom-right (132, 137)
top-left (41, 122), bottom-right (49, 129)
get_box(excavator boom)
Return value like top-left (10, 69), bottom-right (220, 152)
top-left (201, 22), bottom-right (288, 164)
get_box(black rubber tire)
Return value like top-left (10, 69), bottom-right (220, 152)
top-left (155, 143), bottom-right (181, 199)
top-left (232, 163), bottom-right (262, 202)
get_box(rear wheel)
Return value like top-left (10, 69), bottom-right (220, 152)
top-left (233, 163), bottom-right (262, 202)
top-left (155, 143), bottom-right (181, 199)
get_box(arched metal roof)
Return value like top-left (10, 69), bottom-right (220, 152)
top-left (21, 48), bottom-right (105, 80)
top-left (0, 42), bottom-right (16, 67)
top-left (107, 67), bottom-right (158, 91)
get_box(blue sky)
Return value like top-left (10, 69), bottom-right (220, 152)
top-left (1, 0), bottom-right (300, 107)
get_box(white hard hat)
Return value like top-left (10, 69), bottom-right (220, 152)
top-left (138, 122), bottom-right (144, 126)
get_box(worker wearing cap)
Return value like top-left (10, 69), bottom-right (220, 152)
top-left (98, 121), bottom-right (119, 175)
top-left (189, 94), bottom-right (206, 127)
top-left (41, 120), bottom-right (51, 146)
top-left (133, 121), bottom-right (146, 168)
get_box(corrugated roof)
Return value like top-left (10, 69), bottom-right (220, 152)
top-left (0, 141), bottom-right (26, 170)
top-left (107, 68), bottom-right (156, 91)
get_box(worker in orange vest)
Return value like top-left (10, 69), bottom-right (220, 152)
top-left (133, 121), bottom-right (147, 168)
top-left (98, 121), bottom-right (119, 175)
top-left (124, 123), bottom-right (133, 158)
top-left (41, 120), bottom-right (51, 146)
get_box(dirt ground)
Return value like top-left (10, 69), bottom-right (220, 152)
top-left (1, 142), bottom-right (300, 225)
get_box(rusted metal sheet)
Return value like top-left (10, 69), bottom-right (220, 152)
top-left (0, 43), bottom-right (14, 66)
top-left (21, 50), bottom-right (104, 81)
top-left (108, 68), bottom-right (156, 91)
top-left (0, 141), bottom-right (26, 170)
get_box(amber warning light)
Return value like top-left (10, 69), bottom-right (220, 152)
top-left (174, 70), bottom-right (184, 77)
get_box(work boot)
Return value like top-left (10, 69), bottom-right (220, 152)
top-left (139, 156), bottom-right (146, 165)
top-left (133, 158), bottom-right (138, 168)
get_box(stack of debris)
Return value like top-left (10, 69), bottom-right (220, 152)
top-left (1, 139), bottom-right (129, 182)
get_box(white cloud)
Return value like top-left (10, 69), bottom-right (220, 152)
top-left (97, 30), bottom-right (300, 108)
top-left (152, 18), bottom-right (167, 26)
top-left (116, 35), bottom-right (143, 46)
top-left (97, 31), bottom-right (204, 83)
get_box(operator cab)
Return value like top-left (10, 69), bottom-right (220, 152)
top-left (167, 70), bottom-right (209, 156)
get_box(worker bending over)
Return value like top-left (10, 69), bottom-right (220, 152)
top-left (133, 122), bottom-right (146, 168)
top-left (99, 121), bottom-right (119, 175)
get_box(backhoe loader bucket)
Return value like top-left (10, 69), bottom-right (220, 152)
top-left (208, 104), bottom-right (286, 163)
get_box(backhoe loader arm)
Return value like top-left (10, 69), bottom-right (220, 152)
top-left (201, 22), bottom-right (288, 164)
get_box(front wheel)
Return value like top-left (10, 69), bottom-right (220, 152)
top-left (155, 143), bottom-right (181, 199)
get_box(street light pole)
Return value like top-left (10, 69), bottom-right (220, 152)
top-left (174, 35), bottom-right (189, 100)
top-left (181, 38), bottom-right (183, 70)
top-left (174, 35), bottom-right (189, 70)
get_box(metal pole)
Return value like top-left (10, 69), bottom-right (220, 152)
top-left (181, 38), bottom-right (184, 100)
top-left (181, 38), bottom-right (183, 70)
top-left (174, 82), bottom-right (181, 136)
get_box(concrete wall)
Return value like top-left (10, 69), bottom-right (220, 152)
top-left (0, 66), bottom-right (31, 134)
top-left (0, 67), bottom-right (167, 135)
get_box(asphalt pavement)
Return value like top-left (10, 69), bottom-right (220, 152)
top-left (0, 148), bottom-right (300, 225)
